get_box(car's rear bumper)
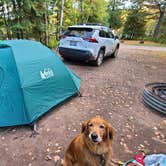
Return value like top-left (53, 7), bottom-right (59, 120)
top-left (59, 47), bottom-right (95, 61)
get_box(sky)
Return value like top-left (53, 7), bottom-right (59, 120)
top-left (105, 0), bottom-right (133, 9)
top-left (124, 0), bottom-right (133, 8)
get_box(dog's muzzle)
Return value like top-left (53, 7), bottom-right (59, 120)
top-left (89, 132), bottom-right (101, 143)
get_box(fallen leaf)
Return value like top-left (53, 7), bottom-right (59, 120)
top-left (54, 155), bottom-right (60, 163)
top-left (45, 155), bottom-right (52, 161)
top-left (55, 149), bottom-right (61, 153)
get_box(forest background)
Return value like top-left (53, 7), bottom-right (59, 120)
top-left (0, 0), bottom-right (165, 48)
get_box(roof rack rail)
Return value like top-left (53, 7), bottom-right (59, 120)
top-left (78, 23), bottom-right (104, 26)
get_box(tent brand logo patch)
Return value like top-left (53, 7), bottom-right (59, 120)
top-left (40, 68), bottom-right (54, 80)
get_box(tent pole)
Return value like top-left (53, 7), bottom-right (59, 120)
top-left (77, 91), bottom-right (82, 97)
top-left (30, 122), bottom-right (39, 137)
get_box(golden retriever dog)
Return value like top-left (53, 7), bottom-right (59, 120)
top-left (63, 116), bottom-right (114, 166)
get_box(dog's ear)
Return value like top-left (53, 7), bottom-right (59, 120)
top-left (107, 124), bottom-right (115, 140)
top-left (81, 120), bottom-right (88, 133)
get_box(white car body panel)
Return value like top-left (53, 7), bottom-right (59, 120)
top-left (58, 24), bottom-right (120, 62)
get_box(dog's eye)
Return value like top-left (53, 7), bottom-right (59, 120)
top-left (88, 123), bottom-right (93, 127)
top-left (99, 125), bottom-right (105, 129)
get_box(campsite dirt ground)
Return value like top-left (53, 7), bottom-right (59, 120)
top-left (0, 44), bottom-right (166, 166)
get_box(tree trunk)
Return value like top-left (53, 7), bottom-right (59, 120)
top-left (45, 13), bottom-right (49, 45)
top-left (59, 0), bottom-right (64, 35)
top-left (52, 0), bottom-right (58, 13)
top-left (86, 0), bottom-right (92, 23)
top-left (1, 5), bottom-right (10, 39)
top-left (112, 0), bottom-right (115, 11)
top-left (6, 4), bottom-right (12, 39)
top-left (11, 0), bottom-right (20, 39)
top-left (81, 0), bottom-right (84, 24)
top-left (56, 10), bottom-right (59, 39)
top-left (45, 7), bottom-right (49, 45)
top-left (17, 0), bottom-right (24, 39)
top-left (20, 30), bottom-right (24, 39)
top-left (153, 10), bottom-right (165, 38)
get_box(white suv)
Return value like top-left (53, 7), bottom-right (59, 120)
top-left (58, 24), bottom-right (120, 66)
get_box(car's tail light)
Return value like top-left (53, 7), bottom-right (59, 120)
top-left (83, 37), bottom-right (98, 43)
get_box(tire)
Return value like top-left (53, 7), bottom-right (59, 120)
top-left (62, 57), bottom-right (70, 62)
top-left (111, 47), bottom-right (119, 58)
top-left (94, 49), bottom-right (104, 66)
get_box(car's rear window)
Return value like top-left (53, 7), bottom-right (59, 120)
top-left (63, 27), bottom-right (94, 38)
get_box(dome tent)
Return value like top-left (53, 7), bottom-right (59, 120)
top-left (0, 40), bottom-right (80, 127)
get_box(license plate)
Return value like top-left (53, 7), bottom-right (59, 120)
top-left (70, 41), bottom-right (77, 46)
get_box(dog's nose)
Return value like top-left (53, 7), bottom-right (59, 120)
top-left (91, 133), bottom-right (98, 140)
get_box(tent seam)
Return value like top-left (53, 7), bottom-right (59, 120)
top-left (9, 47), bottom-right (30, 123)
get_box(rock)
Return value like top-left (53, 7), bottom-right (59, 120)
top-left (28, 152), bottom-right (32, 156)
top-left (12, 129), bottom-right (16, 132)
top-left (55, 143), bottom-right (59, 147)
top-left (47, 143), bottom-right (51, 147)
top-left (46, 148), bottom-right (50, 152)
top-left (31, 156), bottom-right (35, 161)
top-left (130, 116), bottom-right (134, 120)
top-left (46, 128), bottom-right (50, 132)
top-left (54, 155), bottom-right (60, 164)
top-left (28, 163), bottom-right (32, 166)
top-left (153, 127), bottom-right (158, 130)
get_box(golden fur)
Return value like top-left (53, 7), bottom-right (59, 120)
top-left (63, 116), bottom-right (114, 166)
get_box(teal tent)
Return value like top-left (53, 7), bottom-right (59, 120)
top-left (0, 40), bottom-right (80, 127)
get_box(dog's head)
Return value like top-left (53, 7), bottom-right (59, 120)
top-left (81, 116), bottom-right (114, 144)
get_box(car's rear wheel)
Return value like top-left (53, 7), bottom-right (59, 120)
top-left (111, 46), bottom-right (119, 58)
top-left (94, 50), bottom-right (104, 66)
top-left (62, 57), bottom-right (70, 62)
